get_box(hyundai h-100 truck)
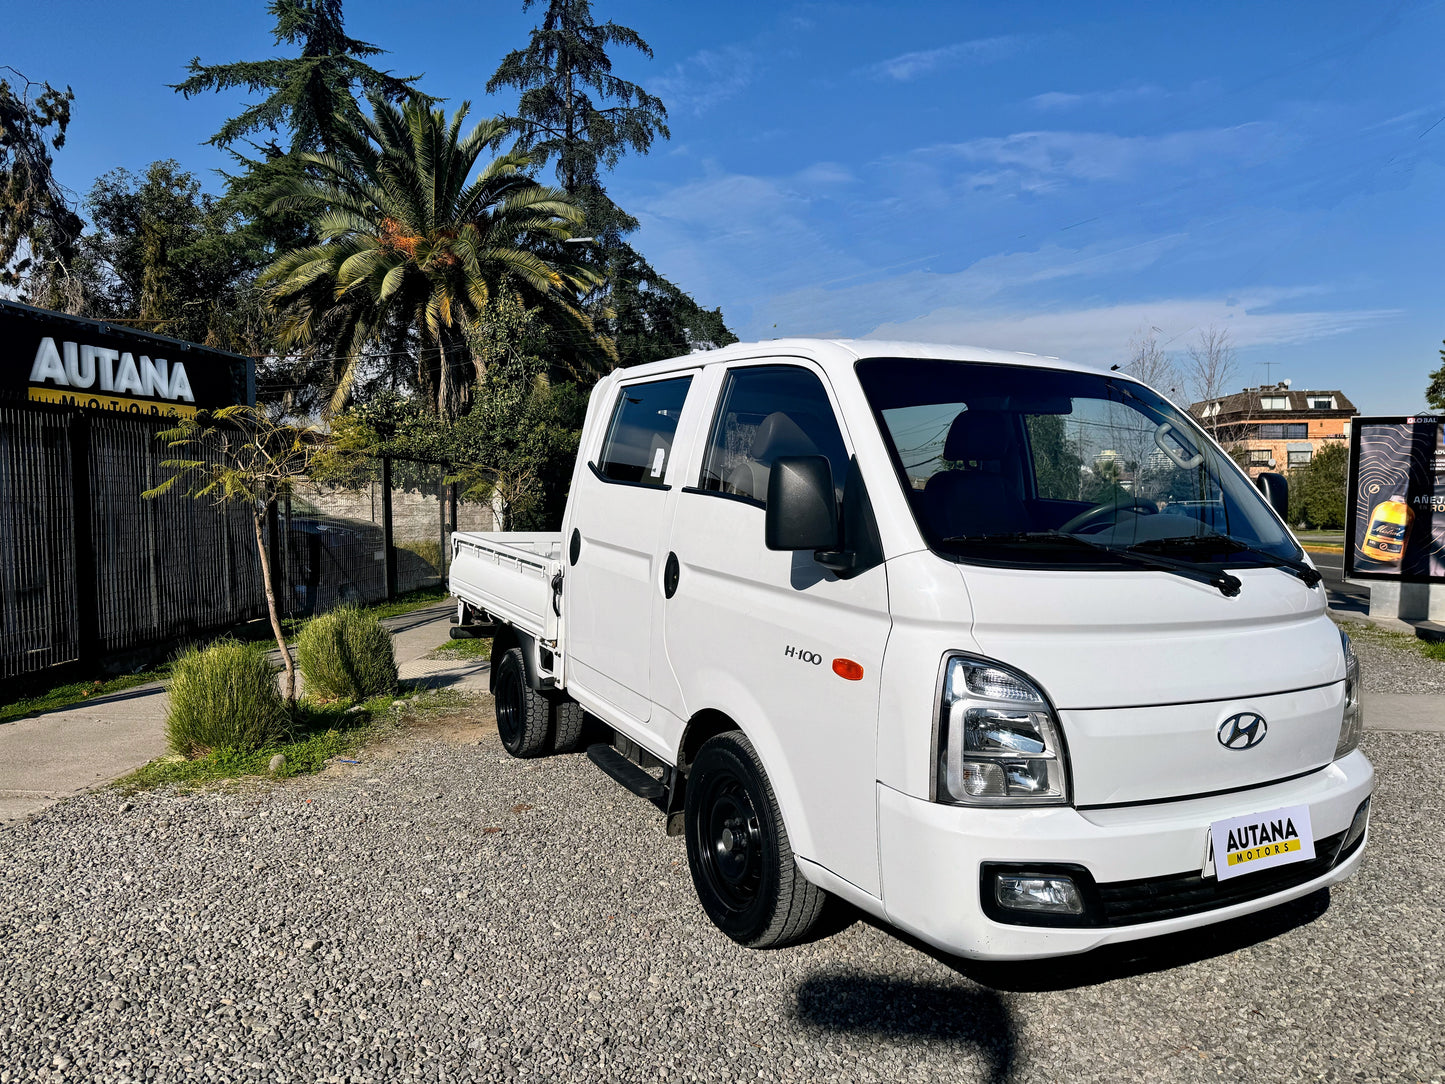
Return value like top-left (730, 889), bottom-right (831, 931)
top-left (448, 339), bottom-right (1371, 959)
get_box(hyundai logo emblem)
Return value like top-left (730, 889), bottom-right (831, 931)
top-left (1218, 713), bottom-right (1268, 750)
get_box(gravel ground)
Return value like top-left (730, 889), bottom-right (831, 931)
top-left (1341, 622), bottom-right (1445, 695)
top-left (1, 715), bottom-right (1441, 1084)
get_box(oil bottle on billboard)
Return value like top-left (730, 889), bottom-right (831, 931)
top-left (1360, 495), bottom-right (1413, 564)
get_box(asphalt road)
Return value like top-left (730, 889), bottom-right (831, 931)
top-left (1310, 548), bottom-right (1372, 615)
top-left (1, 715), bottom-right (1439, 1084)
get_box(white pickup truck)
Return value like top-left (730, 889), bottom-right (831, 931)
top-left (449, 338), bottom-right (1372, 959)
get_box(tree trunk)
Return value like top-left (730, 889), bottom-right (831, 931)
top-left (252, 505), bottom-right (296, 702)
top-left (437, 335), bottom-right (453, 419)
top-left (563, 54), bottom-right (576, 195)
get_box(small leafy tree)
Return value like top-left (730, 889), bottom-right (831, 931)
top-left (1287, 441), bottom-right (1348, 530)
top-left (0, 67), bottom-right (84, 306)
top-left (312, 297), bottom-right (586, 528)
top-left (144, 405), bottom-right (324, 701)
top-left (81, 160), bottom-right (270, 348)
top-left (1024, 414), bottom-right (1083, 500)
top-left (1427, 340), bottom-right (1445, 411)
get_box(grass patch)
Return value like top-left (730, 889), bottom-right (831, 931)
top-left (0, 666), bottom-right (170, 726)
top-left (397, 539), bottom-right (444, 572)
top-left (1335, 617), bottom-right (1445, 664)
top-left (427, 636), bottom-right (492, 661)
top-left (356, 585), bottom-right (450, 622)
top-left (117, 686), bottom-right (471, 793)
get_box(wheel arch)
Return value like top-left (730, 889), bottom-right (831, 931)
top-left (675, 705), bottom-right (817, 867)
top-left (489, 624), bottom-right (542, 693)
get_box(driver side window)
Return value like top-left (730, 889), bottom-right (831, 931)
top-left (698, 365), bottom-right (849, 505)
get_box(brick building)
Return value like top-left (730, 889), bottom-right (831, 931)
top-left (1189, 382), bottom-right (1358, 477)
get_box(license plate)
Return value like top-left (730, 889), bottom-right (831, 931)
top-left (1207, 804), bottom-right (1315, 882)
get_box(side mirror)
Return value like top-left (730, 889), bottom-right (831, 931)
top-left (1256, 471), bottom-right (1289, 519)
top-left (765, 456), bottom-right (838, 551)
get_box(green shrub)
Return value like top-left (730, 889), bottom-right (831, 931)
top-left (297, 607), bottom-right (398, 700)
top-left (166, 641), bottom-right (289, 758)
top-left (397, 539), bottom-right (444, 573)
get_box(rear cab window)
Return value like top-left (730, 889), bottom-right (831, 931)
top-left (595, 376), bottom-right (693, 487)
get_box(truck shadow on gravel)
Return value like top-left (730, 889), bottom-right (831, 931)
top-left (792, 974), bottom-right (1016, 1084)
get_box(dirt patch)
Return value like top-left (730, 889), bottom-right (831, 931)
top-left (306, 696), bottom-right (498, 787)
top-left (405, 700), bottom-right (498, 746)
top-left (357, 695), bottom-right (498, 758)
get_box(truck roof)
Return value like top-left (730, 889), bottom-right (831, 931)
top-left (611, 337), bottom-right (1124, 383)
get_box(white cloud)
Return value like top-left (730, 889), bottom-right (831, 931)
top-left (864, 36), bottom-right (1022, 81)
top-left (1028, 85), bottom-right (1166, 111)
top-left (628, 164), bottom-right (869, 324)
top-left (758, 236), bottom-right (1191, 334)
top-left (793, 162), bottom-right (854, 187)
top-left (652, 44), bottom-right (758, 115)
top-left (909, 124), bottom-right (1286, 194)
top-left (859, 294), bottom-right (1399, 368)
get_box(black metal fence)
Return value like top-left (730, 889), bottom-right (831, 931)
top-left (0, 401), bottom-right (494, 685)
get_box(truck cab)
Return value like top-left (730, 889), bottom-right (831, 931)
top-left (450, 339), bottom-right (1372, 960)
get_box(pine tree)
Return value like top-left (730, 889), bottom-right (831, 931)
top-left (488, 1), bottom-right (736, 367)
top-left (487, 0), bottom-right (668, 243)
top-left (173, 0), bottom-right (426, 155)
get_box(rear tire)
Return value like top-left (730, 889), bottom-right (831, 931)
top-left (684, 731), bottom-right (828, 948)
top-left (493, 647), bottom-right (550, 758)
top-left (550, 697), bottom-right (585, 753)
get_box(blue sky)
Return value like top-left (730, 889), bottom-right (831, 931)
top-left (9, 0), bottom-right (1445, 413)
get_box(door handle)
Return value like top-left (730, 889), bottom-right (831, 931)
top-left (663, 551), bottom-right (680, 598)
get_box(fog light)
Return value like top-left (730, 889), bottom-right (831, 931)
top-left (995, 873), bottom-right (1084, 915)
top-left (1341, 798), bottom-right (1370, 855)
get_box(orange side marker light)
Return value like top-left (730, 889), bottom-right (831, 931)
top-left (832, 658), bottom-right (864, 681)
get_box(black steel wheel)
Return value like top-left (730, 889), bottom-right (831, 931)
top-left (684, 731), bottom-right (828, 948)
top-left (493, 646), bottom-right (550, 758)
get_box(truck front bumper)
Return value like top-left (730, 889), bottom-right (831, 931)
top-left (878, 750), bottom-right (1373, 960)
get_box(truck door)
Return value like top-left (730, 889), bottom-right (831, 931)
top-left (563, 373), bottom-right (696, 726)
top-left (661, 362), bottom-right (890, 897)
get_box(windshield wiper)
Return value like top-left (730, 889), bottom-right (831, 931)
top-left (1128, 534), bottom-right (1323, 589)
top-left (941, 531), bottom-right (1243, 597)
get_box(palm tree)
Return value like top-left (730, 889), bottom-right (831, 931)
top-left (261, 93), bottom-right (604, 418)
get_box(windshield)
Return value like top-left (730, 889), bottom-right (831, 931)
top-left (855, 357), bottom-right (1301, 569)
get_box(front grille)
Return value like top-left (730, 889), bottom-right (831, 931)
top-left (1093, 828), bottom-right (1350, 926)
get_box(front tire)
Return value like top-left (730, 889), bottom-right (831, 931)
top-left (684, 731), bottom-right (827, 948)
top-left (493, 646), bottom-right (550, 758)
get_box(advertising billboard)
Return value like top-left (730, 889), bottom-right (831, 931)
top-left (1, 299), bottom-right (253, 418)
top-left (1345, 415), bottom-right (1445, 583)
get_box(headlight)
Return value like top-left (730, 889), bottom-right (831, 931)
top-left (935, 656), bottom-right (1069, 805)
top-left (1336, 631), bottom-right (1363, 759)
